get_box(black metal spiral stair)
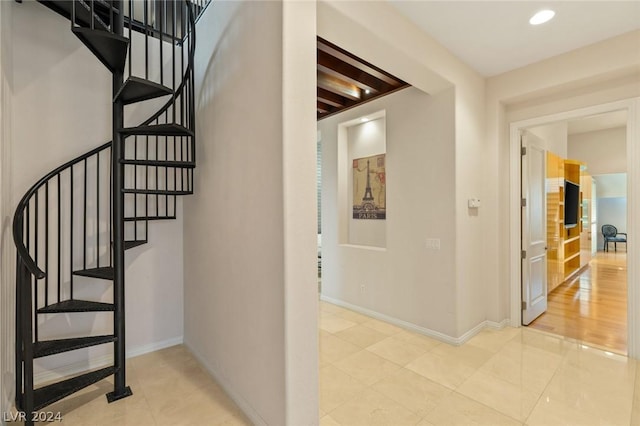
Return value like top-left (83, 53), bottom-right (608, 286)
top-left (12, 1), bottom-right (206, 423)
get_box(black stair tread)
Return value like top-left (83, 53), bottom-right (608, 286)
top-left (122, 189), bottom-right (192, 195)
top-left (121, 159), bottom-right (196, 168)
top-left (124, 216), bottom-right (176, 222)
top-left (118, 123), bottom-right (194, 137)
top-left (38, 300), bottom-right (115, 314)
top-left (72, 27), bottom-right (129, 72)
top-left (33, 366), bottom-right (116, 411)
top-left (115, 76), bottom-right (173, 105)
top-left (125, 240), bottom-right (148, 250)
top-left (34, 335), bottom-right (116, 359)
top-left (73, 267), bottom-right (114, 280)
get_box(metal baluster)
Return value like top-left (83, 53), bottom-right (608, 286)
top-left (156, 135), bottom-right (159, 215)
top-left (144, 0), bottom-right (148, 80)
top-left (83, 159), bottom-right (87, 270)
top-left (172, 0), bottom-right (176, 124)
top-left (45, 181), bottom-right (49, 307)
top-left (33, 194), bottom-right (38, 342)
top-left (180, 0), bottom-right (185, 126)
top-left (15, 252), bottom-right (23, 410)
top-left (57, 174), bottom-right (61, 303)
top-left (70, 166), bottom-right (74, 299)
top-left (124, 0), bottom-right (130, 81)
top-left (134, 137), bottom-right (138, 241)
top-left (20, 262), bottom-right (34, 423)
top-left (97, 152), bottom-right (100, 268)
top-left (109, 148), bottom-right (113, 266)
top-left (110, 0), bottom-right (114, 32)
top-left (159, 0), bottom-right (164, 87)
top-left (145, 135), bottom-right (149, 237)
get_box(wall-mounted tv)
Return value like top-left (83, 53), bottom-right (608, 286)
top-left (564, 180), bottom-right (580, 229)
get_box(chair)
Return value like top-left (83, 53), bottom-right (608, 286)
top-left (602, 224), bottom-right (627, 252)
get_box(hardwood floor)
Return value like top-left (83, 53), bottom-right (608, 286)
top-left (529, 251), bottom-right (628, 354)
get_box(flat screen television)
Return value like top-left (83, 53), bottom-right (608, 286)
top-left (564, 180), bottom-right (580, 229)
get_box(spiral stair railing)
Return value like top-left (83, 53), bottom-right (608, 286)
top-left (11, 1), bottom-right (205, 423)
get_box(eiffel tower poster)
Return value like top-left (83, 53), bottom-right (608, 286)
top-left (353, 154), bottom-right (386, 219)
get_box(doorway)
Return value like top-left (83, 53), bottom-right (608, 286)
top-left (509, 98), bottom-right (640, 358)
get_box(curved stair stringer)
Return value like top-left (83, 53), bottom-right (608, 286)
top-left (12, 1), bottom-right (198, 422)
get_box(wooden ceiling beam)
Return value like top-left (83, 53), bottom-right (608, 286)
top-left (317, 70), bottom-right (361, 101)
top-left (315, 37), bottom-right (410, 121)
top-left (317, 39), bottom-right (403, 87)
top-left (317, 50), bottom-right (392, 94)
top-left (317, 101), bottom-right (332, 113)
top-left (317, 88), bottom-right (347, 108)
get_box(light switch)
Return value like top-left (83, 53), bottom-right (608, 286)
top-left (468, 198), bottom-right (481, 208)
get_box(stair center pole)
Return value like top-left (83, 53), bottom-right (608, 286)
top-left (107, 0), bottom-right (132, 403)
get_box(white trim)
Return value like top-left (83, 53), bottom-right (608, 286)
top-left (184, 342), bottom-right (267, 426)
top-left (626, 99), bottom-right (640, 358)
top-left (509, 125), bottom-right (522, 328)
top-left (321, 295), bottom-right (510, 346)
top-left (33, 336), bottom-right (183, 385)
top-left (126, 336), bottom-right (183, 358)
top-left (486, 318), bottom-right (511, 329)
top-left (508, 98), bottom-right (640, 358)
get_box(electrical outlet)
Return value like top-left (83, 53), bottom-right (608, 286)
top-left (360, 284), bottom-right (366, 292)
top-left (425, 238), bottom-right (441, 250)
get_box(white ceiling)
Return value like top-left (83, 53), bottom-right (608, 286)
top-left (388, 1), bottom-right (640, 76)
top-left (567, 110), bottom-right (628, 135)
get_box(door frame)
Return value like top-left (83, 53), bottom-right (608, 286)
top-left (508, 98), bottom-right (640, 358)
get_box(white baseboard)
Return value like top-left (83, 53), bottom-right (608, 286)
top-left (486, 318), bottom-right (511, 329)
top-left (183, 341), bottom-right (267, 426)
top-left (320, 295), bottom-right (512, 346)
top-left (34, 336), bottom-right (183, 385)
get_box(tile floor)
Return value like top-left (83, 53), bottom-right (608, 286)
top-left (9, 300), bottom-right (640, 425)
top-left (9, 346), bottom-right (251, 426)
top-left (319, 300), bottom-right (640, 426)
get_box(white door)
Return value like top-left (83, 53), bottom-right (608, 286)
top-left (521, 131), bottom-right (548, 325)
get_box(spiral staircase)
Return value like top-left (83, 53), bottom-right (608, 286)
top-left (12, 1), bottom-right (206, 423)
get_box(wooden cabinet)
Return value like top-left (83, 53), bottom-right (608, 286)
top-left (546, 154), bottom-right (585, 294)
top-left (546, 152), bottom-right (564, 293)
top-left (580, 174), bottom-right (596, 267)
top-left (563, 160), bottom-right (583, 280)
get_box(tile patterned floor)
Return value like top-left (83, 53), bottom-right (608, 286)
top-left (9, 346), bottom-right (251, 426)
top-left (319, 300), bottom-right (640, 426)
top-left (9, 300), bottom-right (640, 425)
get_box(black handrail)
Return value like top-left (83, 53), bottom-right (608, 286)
top-left (12, 141), bottom-right (111, 279)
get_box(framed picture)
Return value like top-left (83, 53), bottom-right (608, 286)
top-left (352, 154), bottom-right (386, 219)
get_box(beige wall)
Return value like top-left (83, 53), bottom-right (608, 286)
top-left (319, 0), bottom-right (488, 340)
top-left (320, 87), bottom-right (457, 337)
top-left (569, 126), bottom-right (627, 175)
top-left (185, 1), bottom-right (318, 424)
top-left (282, 1), bottom-right (319, 423)
top-left (0, 0), bottom-right (14, 415)
top-left (528, 122), bottom-right (568, 158)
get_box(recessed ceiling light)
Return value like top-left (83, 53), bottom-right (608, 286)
top-left (364, 89), bottom-right (371, 94)
top-left (529, 9), bottom-right (555, 25)
top-left (360, 117), bottom-right (369, 123)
